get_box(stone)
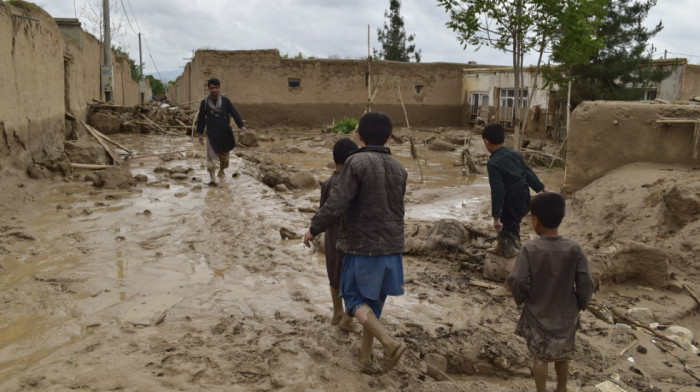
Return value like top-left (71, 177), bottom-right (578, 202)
top-left (474, 361), bottom-right (494, 375)
top-left (28, 165), bottom-right (49, 179)
top-left (483, 252), bottom-right (510, 281)
top-left (170, 173), bottom-right (188, 180)
top-left (424, 353), bottom-right (448, 381)
top-left (63, 140), bottom-right (109, 165)
top-left (636, 345), bottom-right (647, 354)
top-left (88, 111), bottom-right (121, 134)
top-left (667, 335), bottom-right (696, 352)
top-left (289, 171), bottom-right (318, 190)
top-left (134, 174), bottom-right (148, 182)
top-left (666, 325), bottom-right (694, 342)
top-left (90, 167), bottom-right (136, 189)
top-left (667, 280), bottom-right (683, 293)
top-left (428, 139), bottom-right (456, 152)
top-left (492, 356), bottom-right (510, 370)
top-left (451, 349), bottom-right (478, 375)
top-left (120, 121), bottom-right (141, 133)
top-left (625, 308), bottom-right (656, 325)
top-left (238, 131), bottom-right (259, 147)
top-left (279, 227), bottom-right (301, 240)
top-left (274, 184), bottom-right (289, 193)
top-left (663, 183), bottom-right (700, 227)
top-left (443, 131), bottom-right (470, 145)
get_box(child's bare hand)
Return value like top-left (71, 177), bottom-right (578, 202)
top-left (303, 230), bottom-right (314, 247)
top-left (493, 217), bottom-right (503, 232)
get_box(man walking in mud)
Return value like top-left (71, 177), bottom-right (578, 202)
top-left (196, 78), bottom-right (248, 185)
top-left (303, 112), bottom-right (408, 374)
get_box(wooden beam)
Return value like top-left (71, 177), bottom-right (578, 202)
top-left (70, 163), bottom-right (113, 169)
top-left (80, 120), bottom-right (122, 166)
top-left (85, 126), bottom-right (133, 154)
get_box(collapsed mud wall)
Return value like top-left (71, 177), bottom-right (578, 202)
top-left (0, 3), bottom-right (65, 172)
top-left (169, 49), bottom-right (465, 128)
top-left (0, 2), bottom-right (146, 175)
top-left (565, 101), bottom-right (700, 191)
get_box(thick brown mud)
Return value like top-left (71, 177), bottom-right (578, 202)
top-left (0, 128), bottom-right (697, 391)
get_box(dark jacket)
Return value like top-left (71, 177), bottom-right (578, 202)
top-left (196, 96), bottom-right (244, 154)
top-left (487, 146), bottom-right (545, 218)
top-left (310, 146), bottom-right (407, 256)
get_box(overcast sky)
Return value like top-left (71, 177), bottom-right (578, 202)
top-left (39, 0), bottom-right (700, 81)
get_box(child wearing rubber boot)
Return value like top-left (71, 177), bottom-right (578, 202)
top-left (507, 192), bottom-right (594, 392)
top-left (320, 137), bottom-right (359, 333)
top-left (303, 112), bottom-right (408, 373)
top-left (482, 123), bottom-right (547, 284)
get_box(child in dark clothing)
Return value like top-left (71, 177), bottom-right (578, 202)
top-left (482, 123), bottom-right (548, 268)
top-left (507, 192), bottom-right (594, 392)
top-left (321, 138), bottom-right (359, 333)
top-left (303, 112), bottom-right (408, 374)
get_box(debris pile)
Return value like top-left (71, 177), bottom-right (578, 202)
top-left (87, 100), bottom-right (197, 136)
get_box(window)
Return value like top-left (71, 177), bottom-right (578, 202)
top-left (288, 78), bottom-right (300, 88)
top-left (470, 92), bottom-right (489, 116)
top-left (415, 85), bottom-right (423, 94)
top-left (644, 89), bottom-right (657, 101)
top-left (500, 88), bottom-right (528, 108)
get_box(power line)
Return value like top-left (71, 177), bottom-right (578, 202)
top-left (665, 51), bottom-right (700, 59)
top-left (119, 0), bottom-right (167, 84)
top-left (118, 0), bottom-right (138, 35)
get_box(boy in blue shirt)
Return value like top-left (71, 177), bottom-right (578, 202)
top-left (303, 112), bottom-right (408, 373)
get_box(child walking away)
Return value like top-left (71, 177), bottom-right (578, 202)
top-left (321, 138), bottom-right (359, 333)
top-left (482, 123), bottom-right (548, 280)
top-left (507, 192), bottom-right (594, 392)
top-left (303, 112), bottom-right (408, 374)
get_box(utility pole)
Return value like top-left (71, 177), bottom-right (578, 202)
top-left (101, 0), bottom-right (114, 102)
top-left (139, 32), bottom-right (144, 104)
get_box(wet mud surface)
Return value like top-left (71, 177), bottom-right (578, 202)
top-left (0, 128), bottom-right (698, 391)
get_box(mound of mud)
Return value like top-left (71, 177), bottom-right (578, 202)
top-left (561, 162), bottom-right (700, 287)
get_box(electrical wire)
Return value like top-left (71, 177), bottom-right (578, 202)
top-left (119, 0), bottom-right (167, 84)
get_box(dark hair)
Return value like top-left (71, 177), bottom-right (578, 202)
top-left (333, 138), bottom-right (358, 164)
top-left (358, 112), bottom-right (393, 146)
top-left (482, 123), bottom-right (505, 144)
top-left (207, 78), bottom-right (221, 87)
top-left (530, 192), bottom-right (566, 229)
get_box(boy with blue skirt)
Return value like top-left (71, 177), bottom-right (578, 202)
top-left (303, 112), bottom-right (408, 373)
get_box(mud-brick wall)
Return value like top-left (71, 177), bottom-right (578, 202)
top-left (681, 64), bottom-right (700, 100)
top-left (565, 101), bottom-right (700, 191)
top-left (62, 30), bottom-right (102, 121)
top-left (170, 49), bottom-right (465, 128)
top-left (0, 3), bottom-right (66, 172)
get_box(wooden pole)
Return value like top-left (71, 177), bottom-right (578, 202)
top-left (367, 24), bottom-right (372, 112)
top-left (80, 120), bottom-right (121, 165)
top-left (85, 125), bottom-right (133, 154)
top-left (396, 81), bottom-right (424, 183)
top-left (70, 163), bottom-right (113, 169)
top-left (566, 81), bottom-right (572, 140)
top-left (139, 113), bottom-right (171, 134)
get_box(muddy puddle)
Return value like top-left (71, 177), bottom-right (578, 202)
top-left (2, 129), bottom-right (695, 392)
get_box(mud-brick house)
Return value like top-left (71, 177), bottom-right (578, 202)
top-left (642, 58), bottom-right (700, 101)
top-left (461, 66), bottom-right (560, 137)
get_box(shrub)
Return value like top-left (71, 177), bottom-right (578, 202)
top-left (332, 117), bottom-right (358, 134)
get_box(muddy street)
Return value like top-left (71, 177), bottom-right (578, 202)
top-left (0, 129), bottom-right (698, 392)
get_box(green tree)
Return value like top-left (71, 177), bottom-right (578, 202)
top-left (546, 0), bottom-right (668, 107)
top-left (439, 0), bottom-right (605, 147)
top-left (145, 75), bottom-right (167, 95)
top-left (112, 46), bottom-right (139, 82)
top-left (376, 0), bottom-right (421, 62)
